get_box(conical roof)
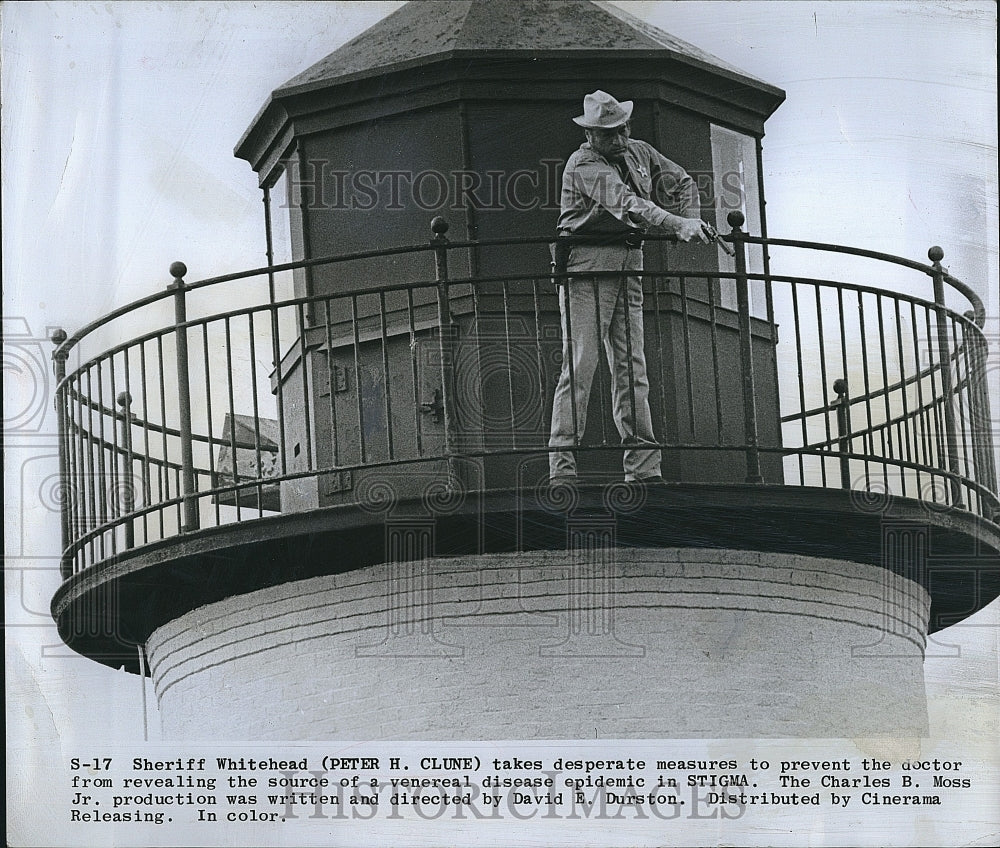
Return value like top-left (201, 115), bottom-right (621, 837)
top-left (237, 0), bottom-right (784, 178)
top-left (278, 0), bottom-right (778, 95)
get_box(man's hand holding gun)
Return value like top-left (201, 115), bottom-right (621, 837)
top-left (673, 216), bottom-right (735, 256)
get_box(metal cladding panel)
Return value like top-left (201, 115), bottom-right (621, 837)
top-left (462, 99), bottom-right (568, 272)
top-left (296, 103), bottom-right (469, 298)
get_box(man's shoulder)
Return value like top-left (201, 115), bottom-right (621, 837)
top-left (628, 138), bottom-right (687, 175)
top-left (566, 143), bottom-right (599, 166)
top-left (626, 138), bottom-right (662, 159)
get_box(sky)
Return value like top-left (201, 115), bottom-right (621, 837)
top-left (4, 2), bottom-right (998, 846)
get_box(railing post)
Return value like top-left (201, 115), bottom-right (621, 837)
top-left (262, 184), bottom-right (288, 478)
top-left (929, 246), bottom-right (964, 508)
top-left (833, 378), bottom-right (851, 490)
top-left (168, 261), bottom-right (199, 531)
top-left (430, 217), bottom-right (457, 463)
top-left (729, 211), bottom-right (763, 484)
top-left (117, 391), bottom-right (136, 549)
top-left (51, 328), bottom-right (72, 579)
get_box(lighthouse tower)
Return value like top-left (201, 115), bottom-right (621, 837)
top-left (51, 1), bottom-right (999, 740)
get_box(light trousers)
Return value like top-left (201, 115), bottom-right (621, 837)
top-left (548, 244), bottom-right (661, 481)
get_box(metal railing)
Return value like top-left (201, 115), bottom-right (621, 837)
top-left (51, 213), bottom-right (998, 578)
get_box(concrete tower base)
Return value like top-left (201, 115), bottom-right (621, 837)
top-left (147, 548), bottom-right (930, 739)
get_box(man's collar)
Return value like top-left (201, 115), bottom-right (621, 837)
top-left (579, 139), bottom-right (635, 165)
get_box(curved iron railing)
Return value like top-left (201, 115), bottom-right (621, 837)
top-left (51, 215), bottom-right (997, 578)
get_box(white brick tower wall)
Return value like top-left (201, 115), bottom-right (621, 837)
top-left (147, 548), bottom-right (930, 739)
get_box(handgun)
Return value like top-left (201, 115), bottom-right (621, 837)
top-left (704, 222), bottom-right (735, 257)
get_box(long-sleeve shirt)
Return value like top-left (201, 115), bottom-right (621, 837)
top-left (557, 138), bottom-right (700, 235)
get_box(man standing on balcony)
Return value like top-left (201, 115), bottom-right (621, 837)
top-left (549, 90), bottom-right (716, 484)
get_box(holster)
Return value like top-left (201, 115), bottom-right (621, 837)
top-left (550, 230), bottom-right (643, 284)
top-left (549, 240), bottom-right (572, 281)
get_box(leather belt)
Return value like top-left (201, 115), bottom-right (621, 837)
top-left (550, 230), bottom-right (643, 279)
top-left (556, 230), bottom-right (644, 248)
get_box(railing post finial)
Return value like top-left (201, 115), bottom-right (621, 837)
top-left (928, 245), bottom-right (944, 267)
top-left (50, 326), bottom-right (68, 350)
top-left (50, 328), bottom-right (69, 382)
top-left (727, 209), bottom-right (745, 232)
top-left (430, 216), bottom-right (450, 241)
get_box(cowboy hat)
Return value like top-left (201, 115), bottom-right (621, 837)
top-left (572, 90), bottom-right (633, 129)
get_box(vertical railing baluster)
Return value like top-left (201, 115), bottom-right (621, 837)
top-left (84, 365), bottom-right (99, 563)
top-left (857, 291), bottom-right (874, 491)
top-left (836, 287), bottom-right (852, 489)
top-left (121, 345), bottom-right (138, 542)
top-left (379, 290), bottom-right (395, 461)
top-left (950, 314), bottom-right (974, 510)
top-left (833, 379), bottom-right (851, 490)
top-left (323, 298), bottom-right (342, 468)
top-left (406, 288), bottom-right (422, 458)
top-left (892, 297), bottom-right (912, 496)
top-left (592, 275), bottom-right (609, 447)
top-left (117, 391), bottom-right (135, 549)
top-left (173, 467), bottom-right (182, 530)
top-left (470, 272), bottom-right (486, 456)
top-left (351, 294), bottom-right (366, 466)
top-left (678, 274), bottom-right (695, 439)
top-left (729, 211), bottom-right (763, 484)
top-left (922, 306), bottom-right (944, 498)
top-left (876, 295), bottom-right (893, 492)
top-left (201, 323), bottom-right (219, 527)
top-left (964, 312), bottom-right (998, 503)
top-left (75, 379), bottom-right (88, 569)
top-left (707, 273), bottom-right (724, 445)
top-left (264, 189), bottom-right (288, 479)
top-left (502, 279), bottom-right (517, 450)
top-left (909, 300), bottom-right (930, 494)
top-left (263, 183), bottom-right (275, 301)
top-left (155, 334), bottom-right (171, 536)
top-left (169, 261), bottom-right (199, 531)
top-left (107, 353), bottom-right (121, 556)
top-left (650, 277), bottom-right (668, 443)
top-left (247, 312), bottom-right (264, 515)
top-left (929, 246), bottom-right (964, 508)
top-left (791, 281), bottom-right (808, 485)
top-left (814, 283), bottom-right (830, 487)
top-left (224, 316), bottom-right (241, 521)
top-left (532, 277), bottom-right (546, 446)
top-left (51, 329), bottom-right (71, 578)
top-left (95, 360), bottom-right (111, 557)
top-left (138, 341), bottom-right (154, 542)
top-left (68, 361), bottom-right (83, 571)
top-left (295, 303), bottom-right (313, 472)
top-left (431, 218), bottom-right (457, 470)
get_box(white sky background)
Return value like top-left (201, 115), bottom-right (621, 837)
top-left (4, 2), bottom-right (999, 846)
